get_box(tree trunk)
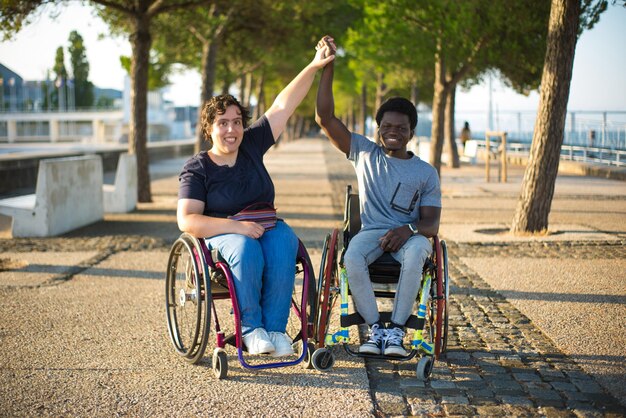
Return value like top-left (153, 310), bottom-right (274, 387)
top-left (360, 83), bottom-right (367, 136)
top-left (410, 82), bottom-right (419, 108)
top-left (429, 45), bottom-right (448, 175)
top-left (195, 39), bottom-right (217, 154)
top-left (129, 13), bottom-right (152, 203)
top-left (374, 72), bottom-right (386, 122)
top-left (511, 0), bottom-right (580, 234)
top-left (238, 74), bottom-right (247, 107)
top-left (243, 72), bottom-right (253, 109)
top-left (253, 72), bottom-right (265, 120)
top-left (445, 84), bottom-right (460, 168)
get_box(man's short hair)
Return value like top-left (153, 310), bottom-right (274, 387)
top-left (200, 94), bottom-right (251, 140)
top-left (375, 97), bottom-right (417, 130)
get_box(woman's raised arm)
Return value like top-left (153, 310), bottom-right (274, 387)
top-left (264, 36), bottom-right (336, 140)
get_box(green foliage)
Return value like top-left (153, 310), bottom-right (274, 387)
top-left (119, 54), bottom-right (171, 91)
top-left (0, 0), bottom-right (61, 40)
top-left (53, 46), bottom-right (67, 81)
top-left (68, 30), bottom-right (94, 107)
top-left (580, 0), bottom-right (608, 31)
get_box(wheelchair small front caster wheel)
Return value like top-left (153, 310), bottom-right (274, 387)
top-left (416, 356), bottom-right (434, 381)
top-left (311, 348), bottom-right (335, 371)
top-left (212, 348), bottom-right (228, 379)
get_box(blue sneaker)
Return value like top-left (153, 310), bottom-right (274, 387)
top-left (359, 323), bottom-right (385, 355)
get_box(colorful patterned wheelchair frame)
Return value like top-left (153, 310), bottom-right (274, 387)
top-left (310, 185), bottom-right (449, 380)
top-left (165, 232), bottom-right (316, 379)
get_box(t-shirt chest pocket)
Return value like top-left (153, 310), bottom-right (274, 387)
top-left (390, 182), bottom-right (420, 215)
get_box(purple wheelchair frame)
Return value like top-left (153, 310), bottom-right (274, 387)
top-left (195, 237), bottom-right (312, 370)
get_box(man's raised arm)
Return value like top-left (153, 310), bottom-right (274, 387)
top-left (315, 40), bottom-right (351, 157)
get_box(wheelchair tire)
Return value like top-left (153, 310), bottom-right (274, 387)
top-left (440, 240), bottom-right (450, 354)
top-left (433, 237), bottom-right (447, 358)
top-left (416, 356), bottom-right (434, 381)
top-left (212, 348), bottom-right (228, 379)
top-left (315, 229), bottom-right (339, 348)
top-left (297, 242), bottom-right (318, 343)
top-left (311, 348), bottom-right (335, 372)
top-left (165, 233), bottom-right (211, 364)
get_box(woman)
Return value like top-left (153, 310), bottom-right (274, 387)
top-left (177, 38), bottom-right (335, 357)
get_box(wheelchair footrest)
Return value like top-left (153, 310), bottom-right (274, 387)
top-left (342, 343), bottom-right (418, 362)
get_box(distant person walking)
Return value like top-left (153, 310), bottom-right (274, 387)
top-left (460, 121), bottom-right (471, 147)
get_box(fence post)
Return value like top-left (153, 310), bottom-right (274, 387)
top-left (501, 132), bottom-right (507, 183)
top-left (485, 133), bottom-right (490, 182)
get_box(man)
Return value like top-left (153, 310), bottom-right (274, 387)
top-left (315, 37), bottom-right (441, 356)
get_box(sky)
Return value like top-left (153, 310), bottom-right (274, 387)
top-left (0, 3), bottom-right (625, 112)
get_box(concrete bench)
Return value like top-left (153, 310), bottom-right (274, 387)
top-left (103, 153), bottom-right (137, 213)
top-left (0, 155), bottom-right (104, 237)
top-left (460, 139), bottom-right (478, 165)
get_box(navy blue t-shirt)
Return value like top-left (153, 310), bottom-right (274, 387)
top-left (178, 116), bottom-right (275, 217)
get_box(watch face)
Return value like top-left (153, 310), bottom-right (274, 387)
top-left (409, 223), bottom-right (417, 234)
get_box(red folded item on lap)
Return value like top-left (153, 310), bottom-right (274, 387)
top-left (228, 202), bottom-right (277, 230)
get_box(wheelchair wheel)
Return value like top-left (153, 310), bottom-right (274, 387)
top-left (432, 237), bottom-right (448, 358)
top-left (315, 229), bottom-right (339, 348)
top-left (296, 242), bottom-right (317, 343)
top-left (416, 356), bottom-right (434, 381)
top-left (165, 233), bottom-right (211, 364)
top-left (311, 348), bottom-right (335, 371)
top-left (212, 348), bottom-right (228, 379)
top-left (440, 240), bottom-right (450, 353)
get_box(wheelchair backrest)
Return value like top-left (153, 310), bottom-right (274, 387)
top-left (343, 184), bottom-right (362, 247)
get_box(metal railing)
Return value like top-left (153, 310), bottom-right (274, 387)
top-left (471, 139), bottom-right (624, 167)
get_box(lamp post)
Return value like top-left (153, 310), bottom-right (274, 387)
top-left (0, 78), bottom-right (4, 111)
top-left (9, 77), bottom-right (16, 112)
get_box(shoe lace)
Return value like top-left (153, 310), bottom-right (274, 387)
top-left (386, 327), bottom-right (404, 345)
top-left (369, 324), bottom-right (384, 343)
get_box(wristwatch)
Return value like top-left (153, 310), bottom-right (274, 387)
top-left (407, 223), bottom-right (419, 235)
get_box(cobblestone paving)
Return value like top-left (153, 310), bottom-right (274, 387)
top-left (322, 147), bottom-right (626, 417)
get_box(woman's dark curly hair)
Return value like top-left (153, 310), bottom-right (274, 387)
top-left (201, 94), bottom-right (252, 143)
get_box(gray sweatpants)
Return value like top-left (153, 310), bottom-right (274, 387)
top-left (343, 228), bottom-right (432, 326)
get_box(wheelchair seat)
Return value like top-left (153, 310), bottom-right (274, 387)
top-left (344, 187), bottom-right (404, 284)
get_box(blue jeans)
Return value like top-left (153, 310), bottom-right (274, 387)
top-left (343, 228), bottom-right (432, 326)
top-left (205, 220), bottom-right (298, 335)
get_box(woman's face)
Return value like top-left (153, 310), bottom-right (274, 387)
top-left (209, 105), bottom-right (244, 156)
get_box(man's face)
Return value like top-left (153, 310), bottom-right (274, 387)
top-left (378, 111), bottom-right (413, 152)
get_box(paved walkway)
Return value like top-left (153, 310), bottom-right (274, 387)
top-left (0, 137), bottom-right (624, 416)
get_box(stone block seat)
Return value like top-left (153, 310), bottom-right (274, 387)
top-left (0, 155), bottom-right (104, 237)
top-left (103, 153), bottom-right (137, 213)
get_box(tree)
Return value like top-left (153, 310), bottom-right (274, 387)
top-left (52, 45), bottom-right (67, 110)
top-left (151, 1), bottom-right (234, 153)
top-left (510, 0), bottom-right (608, 234)
top-left (68, 30), bottom-right (94, 108)
top-left (92, 0), bottom-right (208, 202)
top-left (1, 0), bottom-right (208, 202)
top-left (347, 1), bottom-right (552, 175)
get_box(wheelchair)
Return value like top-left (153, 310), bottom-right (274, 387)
top-left (165, 231), bottom-right (316, 379)
top-left (309, 185), bottom-right (449, 380)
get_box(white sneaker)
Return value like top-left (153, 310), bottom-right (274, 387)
top-left (268, 332), bottom-right (295, 357)
top-left (242, 328), bottom-right (275, 355)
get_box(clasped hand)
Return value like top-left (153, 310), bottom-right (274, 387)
top-left (238, 221), bottom-right (265, 239)
top-left (379, 225), bottom-right (412, 253)
top-left (312, 35), bottom-right (337, 66)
